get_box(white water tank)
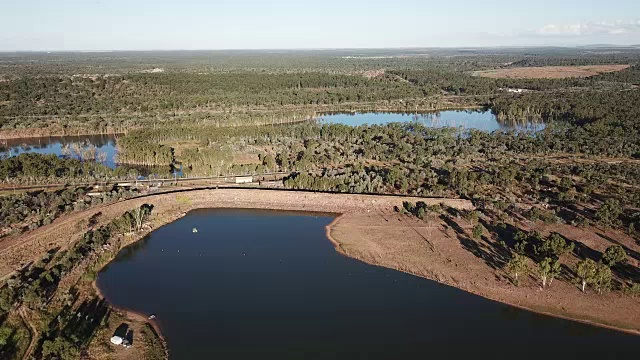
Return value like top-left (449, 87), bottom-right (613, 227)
top-left (110, 336), bottom-right (123, 345)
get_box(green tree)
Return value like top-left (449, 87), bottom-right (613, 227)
top-left (41, 337), bottom-right (79, 359)
top-left (534, 233), bottom-right (574, 259)
top-left (593, 263), bottom-right (613, 294)
top-left (465, 210), bottom-right (480, 224)
top-left (513, 230), bottom-right (528, 255)
top-left (262, 154), bottom-right (276, 172)
top-left (0, 326), bottom-right (12, 346)
top-left (537, 257), bottom-right (561, 288)
top-left (472, 224), bottom-right (484, 239)
top-left (506, 254), bottom-right (529, 285)
top-left (576, 259), bottom-right (598, 292)
top-left (595, 199), bottom-right (622, 228)
top-left (601, 245), bottom-right (627, 267)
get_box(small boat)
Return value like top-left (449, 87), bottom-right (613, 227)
top-left (192, 227), bottom-right (198, 233)
top-left (148, 314), bottom-right (156, 320)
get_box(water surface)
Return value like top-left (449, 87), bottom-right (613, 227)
top-left (0, 134), bottom-right (118, 168)
top-left (97, 209), bottom-right (638, 359)
top-left (320, 110), bottom-right (545, 132)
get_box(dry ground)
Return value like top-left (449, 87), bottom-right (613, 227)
top-left (329, 211), bottom-right (640, 334)
top-left (476, 64), bottom-right (630, 79)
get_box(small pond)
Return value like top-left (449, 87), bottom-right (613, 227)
top-left (0, 134), bottom-right (118, 168)
top-left (319, 110), bottom-right (545, 132)
top-left (97, 209), bottom-right (638, 359)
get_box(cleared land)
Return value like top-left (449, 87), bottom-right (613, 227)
top-left (476, 65), bottom-right (630, 79)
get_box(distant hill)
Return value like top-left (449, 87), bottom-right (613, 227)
top-left (577, 44), bottom-right (638, 49)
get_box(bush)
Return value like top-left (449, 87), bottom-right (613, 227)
top-left (472, 224), bottom-right (484, 239)
top-left (601, 245), bottom-right (627, 267)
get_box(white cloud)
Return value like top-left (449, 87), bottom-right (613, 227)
top-left (536, 20), bottom-right (640, 37)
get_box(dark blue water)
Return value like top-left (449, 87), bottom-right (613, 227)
top-left (0, 134), bottom-right (118, 168)
top-left (320, 110), bottom-right (545, 132)
top-left (97, 209), bottom-right (638, 359)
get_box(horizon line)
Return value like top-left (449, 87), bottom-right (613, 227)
top-left (2, 44), bottom-right (640, 53)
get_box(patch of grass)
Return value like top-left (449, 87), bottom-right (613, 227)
top-left (141, 324), bottom-right (166, 360)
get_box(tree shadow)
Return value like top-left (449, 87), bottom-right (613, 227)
top-left (572, 241), bottom-right (601, 262)
top-left (440, 215), bottom-right (510, 271)
top-left (35, 295), bottom-right (111, 357)
top-left (60, 297), bottom-right (111, 347)
top-left (595, 231), bottom-right (640, 262)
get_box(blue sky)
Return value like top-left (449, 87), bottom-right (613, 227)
top-left (1, 0), bottom-right (640, 50)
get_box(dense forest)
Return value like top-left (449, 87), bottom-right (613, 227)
top-left (0, 153), bottom-right (136, 184)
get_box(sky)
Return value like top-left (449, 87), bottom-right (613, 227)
top-left (1, 0), bottom-right (640, 51)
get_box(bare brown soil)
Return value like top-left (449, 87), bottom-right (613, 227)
top-left (328, 212), bottom-right (640, 335)
top-left (476, 65), bottom-right (630, 79)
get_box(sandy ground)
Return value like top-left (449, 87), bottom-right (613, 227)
top-left (329, 212), bottom-right (640, 335)
top-left (476, 65), bottom-right (630, 79)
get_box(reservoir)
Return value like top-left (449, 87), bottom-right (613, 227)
top-left (319, 110), bottom-right (545, 132)
top-left (97, 209), bottom-right (639, 359)
top-left (0, 134), bottom-right (118, 168)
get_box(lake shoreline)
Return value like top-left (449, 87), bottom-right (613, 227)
top-left (327, 212), bottom-right (640, 337)
top-left (91, 277), bottom-right (170, 358)
top-left (2, 188), bottom-right (638, 359)
top-left (0, 102), bottom-right (489, 140)
top-left (0, 129), bottom-right (128, 141)
top-left (325, 221), bottom-right (640, 337)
